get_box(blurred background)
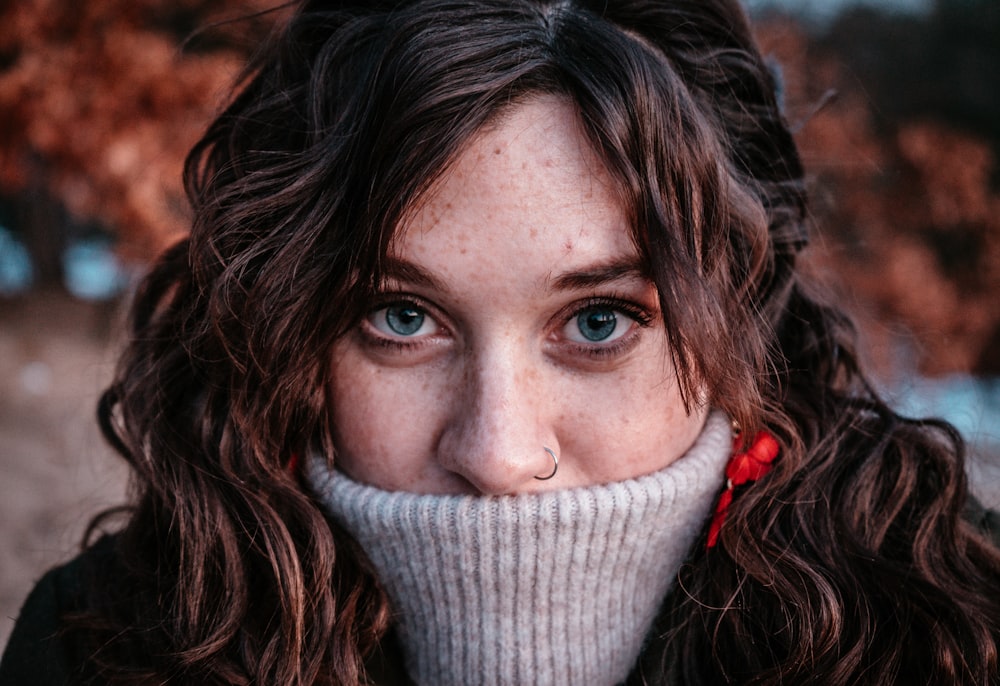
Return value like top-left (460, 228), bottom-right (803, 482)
top-left (1, 0), bottom-right (998, 649)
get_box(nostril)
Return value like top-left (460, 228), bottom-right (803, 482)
top-left (440, 442), bottom-right (557, 496)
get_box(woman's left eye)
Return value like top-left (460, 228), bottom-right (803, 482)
top-left (563, 306), bottom-right (631, 344)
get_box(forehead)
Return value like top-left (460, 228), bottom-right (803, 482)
top-left (391, 96), bottom-right (638, 282)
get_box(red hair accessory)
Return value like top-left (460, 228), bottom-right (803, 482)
top-left (706, 429), bottom-right (779, 549)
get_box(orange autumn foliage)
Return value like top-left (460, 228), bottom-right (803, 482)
top-left (0, 0), bottom-right (280, 258)
top-left (756, 17), bottom-right (1000, 377)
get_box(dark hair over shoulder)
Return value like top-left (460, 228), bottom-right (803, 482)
top-left (78, 0), bottom-right (1000, 684)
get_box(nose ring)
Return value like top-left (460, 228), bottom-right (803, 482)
top-left (535, 447), bottom-right (559, 480)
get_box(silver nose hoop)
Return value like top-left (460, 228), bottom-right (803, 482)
top-left (535, 447), bottom-right (559, 481)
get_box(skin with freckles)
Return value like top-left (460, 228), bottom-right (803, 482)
top-left (329, 96), bottom-right (708, 495)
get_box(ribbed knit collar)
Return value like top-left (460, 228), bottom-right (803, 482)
top-left (308, 411), bottom-right (731, 686)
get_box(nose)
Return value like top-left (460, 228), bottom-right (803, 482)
top-left (437, 347), bottom-right (556, 495)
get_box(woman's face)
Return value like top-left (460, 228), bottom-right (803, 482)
top-left (329, 96), bottom-right (708, 495)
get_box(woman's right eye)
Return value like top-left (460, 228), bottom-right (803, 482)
top-left (368, 302), bottom-right (441, 339)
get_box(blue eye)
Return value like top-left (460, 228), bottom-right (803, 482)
top-left (368, 302), bottom-right (441, 339)
top-left (563, 305), bottom-right (635, 344)
top-left (573, 307), bottom-right (621, 342)
top-left (561, 298), bottom-right (651, 348)
top-left (385, 305), bottom-right (425, 335)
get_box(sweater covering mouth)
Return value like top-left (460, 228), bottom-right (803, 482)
top-left (308, 410), bottom-right (731, 686)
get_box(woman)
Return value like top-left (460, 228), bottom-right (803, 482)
top-left (3, 0), bottom-right (1000, 684)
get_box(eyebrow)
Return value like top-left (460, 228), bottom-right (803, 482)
top-left (380, 257), bottom-right (448, 291)
top-left (549, 257), bottom-right (650, 291)
top-left (380, 255), bottom-right (650, 293)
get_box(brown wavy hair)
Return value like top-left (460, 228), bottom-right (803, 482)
top-left (83, 0), bottom-right (1000, 683)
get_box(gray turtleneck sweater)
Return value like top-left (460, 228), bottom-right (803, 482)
top-left (308, 410), bottom-right (731, 686)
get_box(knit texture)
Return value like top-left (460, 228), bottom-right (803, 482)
top-left (309, 411), bottom-right (731, 686)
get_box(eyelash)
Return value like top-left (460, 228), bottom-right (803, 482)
top-left (358, 294), bottom-right (444, 351)
top-left (560, 295), bottom-right (654, 358)
top-left (359, 293), bottom-right (655, 358)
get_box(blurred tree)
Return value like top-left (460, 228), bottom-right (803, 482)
top-left (757, 10), bottom-right (1000, 378)
top-left (0, 0), bottom-right (282, 283)
top-left (819, 0), bottom-right (1000, 159)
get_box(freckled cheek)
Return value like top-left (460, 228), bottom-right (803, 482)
top-left (557, 363), bottom-right (689, 480)
top-left (328, 355), bottom-right (449, 484)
